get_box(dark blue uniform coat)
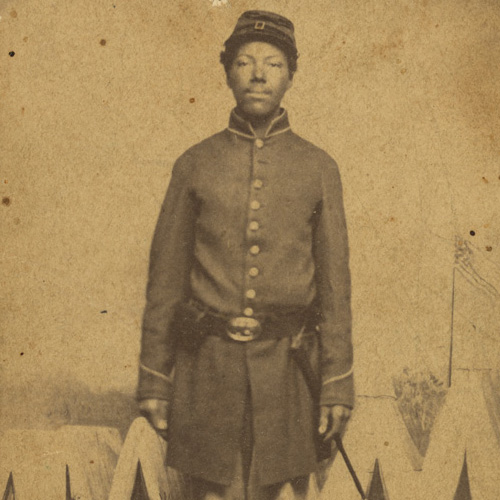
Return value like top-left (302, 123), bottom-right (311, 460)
top-left (138, 109), bottom-right (354, 486)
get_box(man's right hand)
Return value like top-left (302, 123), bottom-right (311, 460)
top-left (138, 398), bottom-right (169, 440)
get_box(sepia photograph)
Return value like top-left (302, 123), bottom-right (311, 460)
top-left (1, 1), bottom-right (499, 498)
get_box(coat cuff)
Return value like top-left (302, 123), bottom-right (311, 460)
top-left (136, 363), bottom-right (174, 401)
top-left (320, 368), bottom-right (355, 408)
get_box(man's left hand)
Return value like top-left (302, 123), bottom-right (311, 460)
top-left (318, 404), bottom-right (351, 441)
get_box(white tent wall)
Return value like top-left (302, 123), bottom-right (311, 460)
top-left (319, 396), bottom-right (423, 499)
top-left (0, 430), bottom-right (66, 499)
top-left (483, 370), bottom-right (500, 445)
top-left (419, 370), bottom-right (500, 500)
top-left (60, 426), bottom-right (122, 500)
top-left (108, 417), bottom-right (186, 500)
top-left (0, 426), bottom-right (121, 500)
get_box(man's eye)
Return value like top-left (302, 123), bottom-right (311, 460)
top-left (270, 63), bottom-right (283, 68)
top-left (236, 61), bottom-right (248, 67)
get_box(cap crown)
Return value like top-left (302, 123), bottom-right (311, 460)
top-left (225, 10), bottom-right (297, 58)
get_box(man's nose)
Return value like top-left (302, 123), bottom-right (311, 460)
top-left (251, 62), bottom-right (266, 82)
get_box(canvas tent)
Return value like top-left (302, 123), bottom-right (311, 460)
top-left (319, 395), bottom-right (423, 500)
top-left (451, 240), bottom-right (500, 375)
top-left (452, 453), bottom-right (472, 500)
top-left (108, 417), bottom-right (188, 500)
top-left (416, 240), bottom-right (500, 499)
top-left (418, 369), bottom-right (500, 500)
top-left (0, 426), bottom-right (121, 500)
top-left (2, 472), bottom-right (15, 500)
top-left (110, 417), bottom-right (321, 500)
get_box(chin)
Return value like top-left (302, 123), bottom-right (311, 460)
top-left (240, 102), bottom-right (275, 120)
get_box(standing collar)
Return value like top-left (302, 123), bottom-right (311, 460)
top-left (228, 108), bottom-right (291, 139)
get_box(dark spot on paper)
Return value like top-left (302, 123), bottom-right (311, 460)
top-left (384, 441), bottom-right (389, 446)
top-left (2, 197), bottom-right (11, 206)
top-left (400, 68), bottom-right (407, 74)
top-left (21, 107), bottom-right (25, 114)
top-left (20, 352), bottom-right (24, 356)
top-left (10, 10), bottom-right (18, 18)
top-left (23, 37), bottom-right (28, 42)
top-left (435, 24), bottom-right (439, 28)
top-left (9, 51), bottom-right (15, 57)
top-left (482, 176), bottom-right (488, 183)
top-left (3, 180), bottom-right (7, 184)
top-left (100, 39), bottom-right (107, 46)
top-left (470, 230), bottom-right (475, 236)
top-left (90, 460), bottom-right (94, 464)
top-left (100, 310), bottom-right (108, 314)
top-left (189, 97), bottom-right (195, 103)
top-left (486, 246), bottom-right (493, 252)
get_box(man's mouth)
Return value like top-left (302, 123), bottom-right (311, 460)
top-left (246, 89), bottom-right (271, 96)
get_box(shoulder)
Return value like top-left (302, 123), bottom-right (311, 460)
top-left (171, 130), bottom-right (228, 176)
top-left (176, 130), bottom-right (228, 164)
top-left (287, 131), bottom-right (340, 173)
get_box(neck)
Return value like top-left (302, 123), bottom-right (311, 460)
top-left (236, 106), bottom-right (282, 138)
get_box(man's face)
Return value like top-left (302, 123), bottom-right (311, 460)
top-left (227, 41), bottom-right (293, 120)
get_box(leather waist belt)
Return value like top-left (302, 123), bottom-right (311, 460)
top-left (173, 298), bottom-right (311, 344)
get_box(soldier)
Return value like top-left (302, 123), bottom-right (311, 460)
top-left (137, 10), bottom-right (354, 500)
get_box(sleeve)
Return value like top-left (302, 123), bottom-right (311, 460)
top-left (137, 156), bottom-right (198, 401)
top-left (312, 157), bottom-right (354, 408)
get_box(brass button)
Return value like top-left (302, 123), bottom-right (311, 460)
top-left (249, 221), bottom-right (260, 231)
top-left (249, 245), bottom-right (260, 255)
top-left (253, 179), bottom-right (263, 189)
top-left (243, 307), bottom-right (254, 317)
top-left (246, 289), bottom-right (256, 299)
top-left (250, 200), bottom-right (261, 210)
top-left (249, 267), bottom-right (259, 277)
top-left (255, 139), bottom-right (264, 149)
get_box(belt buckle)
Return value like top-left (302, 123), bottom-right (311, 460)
top-left (227, 317), bottom-right (262, 342)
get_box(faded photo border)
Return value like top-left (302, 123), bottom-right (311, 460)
top-left (1, 0), bottom-right (499, 498)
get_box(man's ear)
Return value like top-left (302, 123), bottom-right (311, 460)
top-left (286, 77), bottom-right (293, 91)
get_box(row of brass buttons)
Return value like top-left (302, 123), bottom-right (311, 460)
top-left (244, 138), bottom-right (265, 316)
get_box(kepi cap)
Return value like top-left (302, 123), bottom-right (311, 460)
top-left (224, 10), bottom-right (298, 60)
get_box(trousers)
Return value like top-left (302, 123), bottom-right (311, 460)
top-left (188, 457), bottom-right (311, 500)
